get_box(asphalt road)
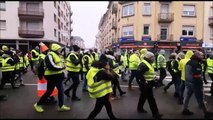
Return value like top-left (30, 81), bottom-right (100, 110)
top-left (0, 69), bottom-right (213, 119)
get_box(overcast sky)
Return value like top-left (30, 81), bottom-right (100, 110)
top-left (70, 1), bottom-right (108, 49)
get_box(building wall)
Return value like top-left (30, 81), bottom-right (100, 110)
top-left (0, 1), bottom-right (72, 46)
top-left (203, 2), bottom-right (213, 46)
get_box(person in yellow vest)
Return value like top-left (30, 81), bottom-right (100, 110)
top-left (178, 50), bottom-right (193, 105)
top-left (121, 50), bottom-right (128, 82)
top-left (82, 50), bottom-right (92, 92)
top-left (164, 53), bottom-right (178, 94)
top-left (89, 49), bottom-right (95, 62)
top-left (34, 43), bottom-right (70, 113)
top-left (64, 45), bottom-right (81, 101)
top-left (171, 52), bottom-right (185, 98)
top-left (92, 48), bottom-right (99, 61)
top-left (106, 50), bottom-right (126, 98)
top-left (86, 54), bottom-right (117, 119)
top-left (140, 48), bottom-right (147, 61)
top-left (137, 51), bottom-right (163, 119)
top-left (207, 53), bottom-right (213, 96)
top-left (0, 50), bottom-right (16, 89)
top-left (31, 46), bottom-right (40, 75)
top-left (16, 50), bottom-right (26, 86)
top-left (37, 42), bottom-right (58, 104)
top-left (128, 49), bottom-right (141, 90)
top-left (156, 49), bottom-right (167, 87)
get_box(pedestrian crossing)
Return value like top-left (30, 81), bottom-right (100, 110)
top-left (157, 76), bottom-right (213, 97)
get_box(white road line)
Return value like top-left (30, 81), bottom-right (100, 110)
top-left (5, 83), bottom-right (37, 86)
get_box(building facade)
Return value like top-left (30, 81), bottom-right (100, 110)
top-left (72, 36), bottom-right (85, 49)
top-left (0, 1), bottom-right (73, 54)
top-left (97, 1), bottom-right (213, 54)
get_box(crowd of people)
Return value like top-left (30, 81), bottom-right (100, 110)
top-left (0, 42), bottom-right (213, 119)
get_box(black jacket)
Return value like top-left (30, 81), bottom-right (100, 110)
top-left (185, 59), bottom-right (203, 85)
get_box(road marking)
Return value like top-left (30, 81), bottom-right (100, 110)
top-left (5, 83), bottom-right (37, 86)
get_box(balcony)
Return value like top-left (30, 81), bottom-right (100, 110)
top-left (158, 13), bottom-right (174, 23)
top-left (112, 21), bottom-right (117, 30)
top-left (118, 1), bottom-right (133, 4)
top-left (157, 34), bottom-right (173, 41)
top-left (18, 7), bottom-right (44, 20)
top-left (209, 16), bottom-right (213, 26)
top-left (18, 27), bottom-right (44, 38)
top-left (70, 11), bottom-right (73, 16)
top-left (112, 3), bottom-right (118, 14)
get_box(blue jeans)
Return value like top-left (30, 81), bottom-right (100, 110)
top-left (184, 82), bottom-right (207, 113)
top-left (179, 80), bottom-right (185, 102)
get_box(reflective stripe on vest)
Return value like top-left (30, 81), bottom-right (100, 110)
top-left (66, 52), bottom-right (81, 72)
top-left (44, 51), bottom-right (64, 75)
top-left (37, 77), bottom-right (58, 97)
top-left (113, 60), bottom-right (120, 76)
top-left (2, 57), bottom-right (15, 72)
top-left (93, 52), bottom-right (99, 61)
top-left (31, 49), bottom-right (39, 61)
top-left (207, 58), bottom-right (213, 73)
top-left (142, 60), bottom-right (156, 81)
top-left (157, 54), bottom-right (166, 68)
top-left (19, 56), bottom-right (26, 68)
top-left (86, 67), bottom-right (112, 98)
top-left (82, 55), bottom-right (92, 72)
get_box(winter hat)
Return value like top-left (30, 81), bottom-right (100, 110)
top-left (73, 45), bottom-right (80, 52)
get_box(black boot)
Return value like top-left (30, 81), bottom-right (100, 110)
top-left (182, 109), bottom-right (194, 115)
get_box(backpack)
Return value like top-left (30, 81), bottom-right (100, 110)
top-left (36, 57), bottom-right (45, 80)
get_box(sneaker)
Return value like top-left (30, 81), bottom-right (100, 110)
top-left (137, 109), bottom-right (147, 113)
top-left (182, 109), bottom-right (194, 115)
top-left (58, 105), bottom-right (71, 112)
top-left (72, 96), bottom-right (81, 101)
top-left (34, 103), bottom-right (44, 113)
top-left (120, 91), bottom-right (126, 96)
top-left (153, 113), bottom-right (163, 119)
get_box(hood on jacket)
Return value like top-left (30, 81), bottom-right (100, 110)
top-left (185, 50), bottom-right (194, 59)
top-left (140, 48), bottom-right (147, 55)
top-left (159, 49), bottom-right (165, 55)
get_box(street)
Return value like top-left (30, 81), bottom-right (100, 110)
top-left (0, 69), bottom-right (213, 119)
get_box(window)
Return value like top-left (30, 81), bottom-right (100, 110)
top-left (58, 6), bottom-right (60, 17)
top-left (211, 28), bottom-right (213, 38)
top-left (182, 5), bottom-right (195, 16)
top-left (0, 1), bottom-right (6, 11)
top-left (0, 20), bottom-right (6, 30)
top-left (122, 25), bottom-right (133, 37)
top-left (143, 3), bottom-right (151, 15)
top-left (58, 32), bottom-right (61, 42)
top-left (122, 4), bottom-right (134, 17)
top-left (143, 24), bottom-right (149, 35)
top-left (54, 1), bottom-right (56, 8)
top-left (182, 26), bottom-right (194, 37)
top-left (54, 14), bottom-right (56, 22)
top-left (54, 29), bottom-right (57, 37)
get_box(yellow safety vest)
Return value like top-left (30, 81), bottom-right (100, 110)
top-left (31, 49), bottom-right (40, 61)
top-left (24, 54), bottom-right (29, 66)
top-left (93, 52), bottom-right (99, 61)
top-left (82, 54), bottom-right (92, 72)
top-left (44, 51), bottom-right (64, 75)
top-left (178, 58), bottom-right (190, 81)
top-left (142, 59), bottom-right (156, 81)
top-left (124, 52), bottom-right (128, 67)
top-left (140, 54), bottom-right (145, 61)
top-left (157, 54), bottom-right (166, 68)
top-left (86, 67), bottom-right (112, 98)
top-left (207, 58), bottom-right (213, 74)
top-left (66, 52), bottom-right (81, 72)
top-left (19, 56), bottom-right (26, 69)
top-left (39, 53), bottom-right (46, 60)
top-left (113, 60), bottom-right (120, 76)
top-left (129, 53), bottom-right (140, 70)
top-left (2, 57), bottom-right (15, 72)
